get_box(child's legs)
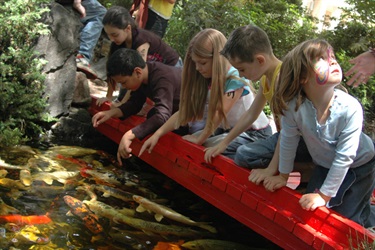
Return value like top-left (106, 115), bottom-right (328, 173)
top-left (334, 157), bottom-right (375, 227)
top-left (79, 0), bottom-right (106, 61)
top-left (234, 132), bottom-right (279, 169)
top-left (306, 157), bottom-right (375, 227)
top-left (223, 125), bottom-right (273, 160)
top-left (200, 128), bottom-right (228, 147)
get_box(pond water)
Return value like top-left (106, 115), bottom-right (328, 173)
top-left (0, 137), bottom-right (281, 250)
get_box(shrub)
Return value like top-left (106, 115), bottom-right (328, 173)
top-left (0, 0), bottom-right (50, 146)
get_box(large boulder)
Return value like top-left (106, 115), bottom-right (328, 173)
top-left (35, 2), bottom-right (82, 117)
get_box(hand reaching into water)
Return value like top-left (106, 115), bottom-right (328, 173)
top-left (117, 130), bottom-right (135, 164)
top-left (139, 134), bottom-right (160, 157)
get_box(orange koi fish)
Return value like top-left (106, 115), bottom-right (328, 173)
top-left (63, 195), bottom-right (103, 234)
top-left (0, 214), bottom-right (52, 225)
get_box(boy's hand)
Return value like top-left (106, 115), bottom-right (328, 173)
top-left (92, 111), bottom-right (111, 127)
top-left (139, 134), bottom-right (160, 157)
top-left (204, 143), bottom-right (227, 163)
top-left (117, 130), bottom-right (136, 164)
top-left (263, 174), bottom-right (288, 192)
top-left (299, 192), bottom-right (330, 211)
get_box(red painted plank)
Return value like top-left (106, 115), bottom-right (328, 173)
top-left (212, 175), bottom-right (228, 192)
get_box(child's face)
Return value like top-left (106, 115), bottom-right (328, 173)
top-left (111, 70), bottom-right (142, 91)
top-left (191, 53), bottom-right (213, 79)
top-left (228, 57), bottom-right (263, 82)
top-left (104, 25), bottom-right (130, 46)
top-left (312, 48), bottom-right (342, 85)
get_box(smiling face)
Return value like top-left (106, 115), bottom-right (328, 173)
top-left (104, 25), bottom-right (130, 46)
top-left (191, 52), bottom-right (213, 79)
top-left (312, 48), bottom-right (342, 85)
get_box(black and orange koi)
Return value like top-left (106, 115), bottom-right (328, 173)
top-left (63, 195), bottom-right (103, 234)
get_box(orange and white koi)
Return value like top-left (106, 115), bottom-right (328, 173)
top-left (133, 195), bottom-right (217, 233)
top-left (63, 195), bottom-right (103, 234)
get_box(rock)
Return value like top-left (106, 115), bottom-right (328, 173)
top-left (73, 72), bottom-right (91, 106)
top-left (35, 2), bottom-right (82, 117)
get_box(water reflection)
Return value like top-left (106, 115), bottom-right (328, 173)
top-left (0, 144), bottom-right (280, 249)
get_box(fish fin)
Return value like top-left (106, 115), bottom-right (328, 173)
top-left (154, 214), bottom-right (163, 222)
top-left (56, 178), bottom-right (67, 184)
top-left (197, 223), bottom-right (218, 234)
top-left (66, 211), bottom-right (74, 216)
top-left (102, 191), bottom-right (110, 198)
top-left (141, 230), bottom-right (157, 236)
top-left (136, 205), bottom-right (146, 213)
top-left (44, 177), bottom-right (53, 185)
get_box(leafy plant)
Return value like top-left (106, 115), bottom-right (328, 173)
top-left (0, 0), bottom-right (50, 146)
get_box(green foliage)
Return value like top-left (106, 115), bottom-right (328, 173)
top-left (0, 0), bottom-right (50, 146)
top-left (99, 0), bottom-right (132, 9)
top-left (165, 0), bottom-right (317, 60)
top-left (165, 0), bottom-right (375, 126)
top-left (321, 1), bottom-right (375, 124)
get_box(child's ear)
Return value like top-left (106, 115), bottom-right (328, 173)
top-left (134, 67), bottom-right (143, 78)
top-left (255, 54), bottom-right (265, 65)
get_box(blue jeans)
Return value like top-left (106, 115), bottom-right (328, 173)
top-left (306, 155), bottom-right (375, 227)
top-left (79, 0), bottom-right (106, 61)
top-left (234, 132), bottom-right (311, 169)
top-left (223, 125), bottom-right (273, 159)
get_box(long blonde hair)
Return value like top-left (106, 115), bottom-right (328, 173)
top-left (271, 39), bottom-right (340, 116)
top-left (176, 29), bottom-right (231, 134)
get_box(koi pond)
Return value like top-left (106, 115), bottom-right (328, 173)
top-left (0, 140), bottom-right (281, 249)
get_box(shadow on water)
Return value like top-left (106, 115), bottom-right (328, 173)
top-left (0, 135), bottom-right (282, 250)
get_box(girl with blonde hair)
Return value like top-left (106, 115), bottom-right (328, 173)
top-left (140, 28), bottom-right (272, 157)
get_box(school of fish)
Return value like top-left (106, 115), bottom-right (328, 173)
top-left (0, 145), bottom-right (256, 249)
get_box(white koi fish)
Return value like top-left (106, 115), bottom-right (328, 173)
top-left (182, 239), bottom-right (254, 250)
top-left (83, 199), bottom-right (203, 237)
top-left (32, 171), bottom-right (79, 185)
top-left (133, 195), bottom-right (217, 233)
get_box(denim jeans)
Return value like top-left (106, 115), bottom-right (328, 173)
top-left (306, 155), bottom-right (375, 227)
top-left (79, 0), bottom-right (106, 61)
top-left (223, 125), bottom-right (273, 159)
top-left (234, 132), bottom-right (311, 169)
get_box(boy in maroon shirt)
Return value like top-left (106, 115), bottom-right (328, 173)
top-left (92, 48), bottom-right (182, 164)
